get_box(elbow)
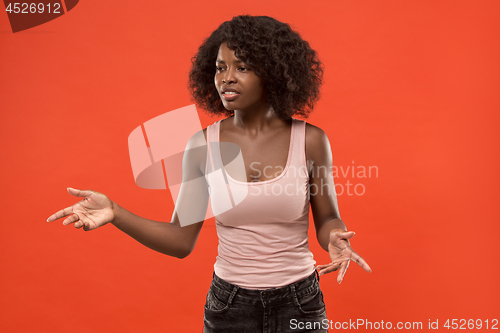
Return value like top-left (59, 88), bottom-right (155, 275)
top-left (174, 251), bottom-right (190, 259)
top-left (170, 244), bottom-right (195, 259)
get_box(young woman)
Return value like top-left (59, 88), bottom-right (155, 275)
top-left (47, 15), bottom-right (371, 332)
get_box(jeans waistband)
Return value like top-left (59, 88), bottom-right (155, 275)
top-left (210, 270), bottom-right (320, 306)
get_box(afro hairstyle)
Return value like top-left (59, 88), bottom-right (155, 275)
top-left (188, 15), bottom-right (324, 120)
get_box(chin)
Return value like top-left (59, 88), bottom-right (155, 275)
top-left (221, 102), bottom-right (236, 111)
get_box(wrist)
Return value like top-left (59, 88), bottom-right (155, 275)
top-left (110, 201), bottom-right (121, 226)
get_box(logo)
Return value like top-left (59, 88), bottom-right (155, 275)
top-left (127, 105), bottom-right (248, 227)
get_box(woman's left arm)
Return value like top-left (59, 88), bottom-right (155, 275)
top-left (306, 124), bottom-right (372, 283)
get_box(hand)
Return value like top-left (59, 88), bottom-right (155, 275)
top-left (46, 188), bottom-right (115, 231)
top-left (316, 230), bottom-right (372, 284)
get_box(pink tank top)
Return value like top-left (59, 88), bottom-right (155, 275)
top-left (204, 118), bottom-right (316, 289)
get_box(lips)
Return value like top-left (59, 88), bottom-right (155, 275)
top-left (221, 87), bottom-right (240, 101)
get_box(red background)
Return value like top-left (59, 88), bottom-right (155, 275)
top-left (1, 1), bottom-right (499, 332)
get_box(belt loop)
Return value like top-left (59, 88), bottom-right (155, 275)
top-left (290, 284), bottom-right (300, 306)
top-left (227, 285), bottom-right (239, 305)
top-left (315, 269), bottom-right (320, 282)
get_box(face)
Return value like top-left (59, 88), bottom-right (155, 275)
top-left (214, 43), bottom-right (267, 113)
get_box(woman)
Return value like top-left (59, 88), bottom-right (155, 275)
top-left (47, 15), bottom-right (371, 332)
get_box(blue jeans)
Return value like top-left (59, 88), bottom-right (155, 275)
top-left (203, 271), bottom-right (328, 333)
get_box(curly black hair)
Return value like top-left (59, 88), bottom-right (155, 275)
top-left (188, 15), bottom-right (323, 120)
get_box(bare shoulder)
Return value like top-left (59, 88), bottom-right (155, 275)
top-left (305, 122), bottom-right (327, 143)
top-left (305, 122), bottom-right (331, 162)
top-left (184, 128), bottom-right (209, 175)
top-left (184, 127), bottom-right (210, 152)
top-left (186, 127), bottom-right (208, 146)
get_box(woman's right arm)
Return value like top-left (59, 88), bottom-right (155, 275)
top-left (111, 201), bottom-right (206, 259)
top-left (47, 129), bottom-right (209, 259)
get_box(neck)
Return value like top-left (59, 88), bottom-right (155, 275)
top-left (231, 106), bottom-right (288, 134)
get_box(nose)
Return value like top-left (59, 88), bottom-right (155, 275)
top-left (222, 67), bottom-right (236, 84)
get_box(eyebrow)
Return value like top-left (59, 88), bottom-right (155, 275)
top-left (215, 59), bottom-right (245, 64)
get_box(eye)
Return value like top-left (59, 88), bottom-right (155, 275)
top-left (215, 65), bottom-right (225, 72)
top-left (238, 66), bottom-right (250, 72)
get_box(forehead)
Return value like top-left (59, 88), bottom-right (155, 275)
top-left (216, 43), bottom-right (243, 63)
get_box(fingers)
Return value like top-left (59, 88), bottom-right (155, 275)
top-left (337, 260), bottom-right (350, 284)
top-left (47, 210), bottom-right (88, 230)
top-left (350, 250), bottom-right (372, 273)
top-left (59, 212), bottom-right (90, 231)
top-left (316, 258), bottom-right (349, 276)
top-left (47, 206), bottom-right (74, 222)
top-left (329, 231), bottom-right (355, 249)
top-left (46, 187), bottom-right (94, 222)
top-left (331, 230), bottom-right (355, 241)
top-left (316, 262), bottom-right (341, 276)
top-left (70, 216), bottom-right (90, 230)
top-left (60, 210), bottom-right (92, 229)
top-left (62, 213), bottom-right (80, 226)
top-left (330, 230), bottom-right (373, 274)
top-left (67, 187), bottom-right (94, 198)
top-left (76, 221), bottom-right (87, 229)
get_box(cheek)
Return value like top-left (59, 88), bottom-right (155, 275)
top-left (255, 77), bottom-right (265, 94)
top-left (255, 80), bottom-right (265, 98)
top-left (214, 76), bottom-right (222, 94)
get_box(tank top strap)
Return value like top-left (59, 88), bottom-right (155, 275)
top-left (205, 120), bottom-right (223, 177)
top-left (289, 118), bottom-right (307, 169)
